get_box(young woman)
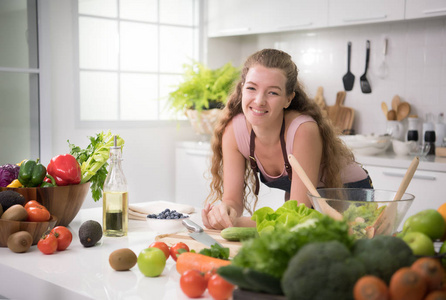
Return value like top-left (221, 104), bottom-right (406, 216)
top-left (202, 49), bottom-right (372, 230)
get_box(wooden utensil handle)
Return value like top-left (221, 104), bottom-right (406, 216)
top-left (394, 156), bottom-right (419, 200)
top-left (288, 155), bottom-right (320, 197)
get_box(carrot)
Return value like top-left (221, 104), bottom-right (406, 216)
top-left (353, 275), bottom-right (389, 300)
top-left (411, 257), bottom-right (445, 292)
top-left (424, 290), bottom-right (446, 300)
top-left (176, 252), bottom-right (231, 275)
top-left (389, 267), bottom-right (427, 300)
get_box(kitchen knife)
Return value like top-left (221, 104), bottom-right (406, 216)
top-left (182, 219), bottom-right (223, 248)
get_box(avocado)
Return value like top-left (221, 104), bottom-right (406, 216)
top-left (79, 220), bottom-right (102, 247)
top-left (0, 190), bottom-right (26, 211)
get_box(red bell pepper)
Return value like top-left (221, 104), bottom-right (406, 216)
top-left (47, 154), bottom-right (82, 186)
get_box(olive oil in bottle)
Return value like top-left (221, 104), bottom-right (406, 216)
top-left (103, 136), bottom-right (128, 237)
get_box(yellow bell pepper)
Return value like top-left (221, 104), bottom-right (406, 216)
top-left (7, 179), bottom-right (22, 188)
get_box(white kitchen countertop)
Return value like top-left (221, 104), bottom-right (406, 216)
top-left (0, 203), bottom-right (213, 300)
top-left (356, 151), bottom-right (446, 172)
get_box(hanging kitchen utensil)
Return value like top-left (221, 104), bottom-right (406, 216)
top-left (342, 42), bottom-right (355, 91)
top-left (381, 102), bottom-right (388, 119)
top-left (377, 38), bottom-right (388, 79)
top-left (360, 40), bottom-right (372, 94)
top-left (396, 102), bottom-right (411, 121)
top-left (366, 156), bottom-right (419, 237)
top-left (391, 95), bottom-right (401, 112)
top-left (288, 154), bottom-right (343, 221)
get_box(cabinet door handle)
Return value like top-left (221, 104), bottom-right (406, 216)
top-left (185, 149), bottom-right (211, 157)
top-left (343, 14), bottom-right (387, 23)
top-left (423, 8), bottom-right (446, 15)
top-left (276, 22), bottom-right (313, 30)
top-left (382, 171), bottom-right (436, 181)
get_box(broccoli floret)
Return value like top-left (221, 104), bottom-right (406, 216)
top-left (282, 240), bottom-right (365, 300)
top-left (352, 235), bottom-right (416, 284)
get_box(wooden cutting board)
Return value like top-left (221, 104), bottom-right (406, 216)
top-left (155, 229), bottom-right (242, 258)
top-left (327, 91), bottom-right (355, 134)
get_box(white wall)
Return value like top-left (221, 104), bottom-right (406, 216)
top-left (207, 17), bottom-right (446, 137)
top-left (45, 0), bottom-right (197, 208)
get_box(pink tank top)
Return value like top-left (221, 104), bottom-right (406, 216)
top-left (232, 113), bottom-right (367, 187)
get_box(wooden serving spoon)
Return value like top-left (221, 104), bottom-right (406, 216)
top-left (288, 154), bottom-right (343, 221)
top-left (366, 156), bottom-right (419, 237)
top-left (396, 102), bottom-right (411, 121)
top-left (391, 95), bottom-right (401, 112)
top-left (381, 102), bottom-right (388, 118)
top-left (387, 109), bottom-right (397, 121)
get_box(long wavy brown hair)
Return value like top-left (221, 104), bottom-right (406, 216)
top-left (205, 49), bottom-right (355, 214)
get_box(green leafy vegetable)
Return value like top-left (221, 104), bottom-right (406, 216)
top-left (198, 243), bottom-right (230, 260)
top-left (342, 202), bottom-right (386, 239)
top-left (232, 215), bottom-right (354, 279)
top-left (252, 201), bottom-right (323, 235)
top-left (68, 131), bottom-right (124, 202)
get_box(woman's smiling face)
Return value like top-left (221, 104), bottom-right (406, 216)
top-left (242, 65), bottom-right (293, 126)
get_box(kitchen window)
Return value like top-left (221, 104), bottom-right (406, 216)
top-left (76, 0), bottom-right (200, 124)
top-left (0, 0), bottom-right (42, 165)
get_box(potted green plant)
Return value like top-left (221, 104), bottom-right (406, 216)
top-left (167, 61), bottom-right (240, 135)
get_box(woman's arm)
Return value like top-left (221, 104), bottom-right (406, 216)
top-left (289, 121), bottom-right (323, 207)
top-left (202, 121), bottom-right (248, 229)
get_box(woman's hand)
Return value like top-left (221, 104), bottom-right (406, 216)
top-left (201, 202), bottom-right (238, 230)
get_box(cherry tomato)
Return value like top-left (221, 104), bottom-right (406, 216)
top-left (50, 226), bottom-right (73, 251)
top-left (208, 274), bottom-right (235, 300)
top-left (149, 241), bottom-right (170, 259)
top-left (170, 242), bottom-right (189, 262)
top-left (26, 205), bottom-right (51, 222)
top-left (24, 200), bottom-right (43, 210)
top-left (180, 269), bottom-right (207, 298)
top-left (204, 268), bottom-right (217, 284)
top-left (37, 233), bottom-right (58, 255)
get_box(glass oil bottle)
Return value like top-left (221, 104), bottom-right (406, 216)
top-left (103, 136), bottom-right (128, 237)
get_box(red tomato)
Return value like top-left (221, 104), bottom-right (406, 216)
top-left (26, 205), bottom-right (51, 222)
top-left (50, 226), bottom-right (73, 251)
top-left (208, 274), bottom-right (235, 300)
top-left (37, 233), bottom-right (58, 255)
top-left (24, 200), bottom-right (43, 210)
top-left (149, 241), bottom-right (170, 259)
top-left (180, 269), bottom-right (207, 298)
top-left (204, 268), bottom-right (217, 284)
top-left (170, 242), bottom-right (189, 262)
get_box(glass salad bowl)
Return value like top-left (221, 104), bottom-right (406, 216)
top-left (307, 188), bottom-right (414, 239)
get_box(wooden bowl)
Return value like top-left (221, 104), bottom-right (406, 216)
top-left (0, 215), bottom-right (58, 247)
top-left (0, 182), bottom-right (90, 227)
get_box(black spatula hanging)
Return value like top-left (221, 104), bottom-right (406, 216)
top-left (360, 40), bottom-right (372, 94)
top-left (342, 42), bottom-right (354, 91)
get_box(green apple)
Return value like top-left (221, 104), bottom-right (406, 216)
top-left (402, 231), bottom-right (436, 256)
top-left (137, 247), bottom-right (166, 277)
top-left (402, 209), bottom-right (445, 240)
top-left (439, 241), bottom-right (446, 267)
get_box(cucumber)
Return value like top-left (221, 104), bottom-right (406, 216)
top-left (243, 268), bottom-right (283, 295)
top-left (217, 265), bottom-right (257, 291)
top-left (220, 227), bottom-right (258, 241)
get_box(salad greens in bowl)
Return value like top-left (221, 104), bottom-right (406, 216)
top-left (307, 188), bottom-right (415, 239)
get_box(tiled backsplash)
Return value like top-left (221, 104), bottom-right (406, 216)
top-left (207, 17), bottom-right (446, 137)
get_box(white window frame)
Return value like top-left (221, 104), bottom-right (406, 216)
top-left (72, 0), bottom-right (204, 129)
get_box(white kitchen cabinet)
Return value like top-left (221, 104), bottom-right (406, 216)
top-left (175, 141), bottom-right (285, 211)
top-left (405, 0), bottom-right (446, 20)
top-left (363, 164), bottom-right (446, 229)
top-left (207, 0), bottom-right (328, 37)
top-left (328, 0), bottom-right (405, 27)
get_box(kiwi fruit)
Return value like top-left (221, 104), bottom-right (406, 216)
top-left (79, 220), bottom-right (102, 247)
top-left (7, 231), bottom-right (33, 253)
top-left (0, 190), bottom-right (26, 211)
top-left (109, 248), bottom-right (137, 271)
top-left (1, 204), bottom-right (27, 221)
